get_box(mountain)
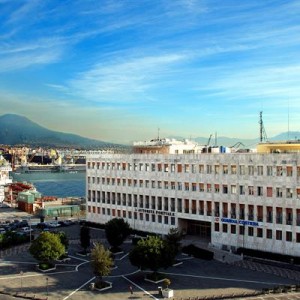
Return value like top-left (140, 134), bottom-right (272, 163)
top-left (0, 114), bottom-right (119, 148)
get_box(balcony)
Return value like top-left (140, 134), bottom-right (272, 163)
top-left (276, 217), bottom-right (282, 224)
top-left (248, 214), bottom-right (254, 221)
top-left (199, 209), bottom-right (204, 215)
top-left (184, 208), bottom-right (189, 214)
top-left (286, 219), bottom-right (293, 225)
top-left (192, 209), bottom-right (196, 214)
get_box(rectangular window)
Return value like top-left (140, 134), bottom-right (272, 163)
top-left (223, 165), bottom-right (228, 174)
top-left (257, 166), bottom-right (263, 175)
top-left (222, 224), bottom-right (228, 233)
top-left (214, 184), bottom-right (220, 193)
top-left (267, 166), bottom-right (273, 176)
top-left (231, 165), bottom-right (237, 174)
top-left (248, 165), bottom-right (254, 175)
top-left (276, 188), bottom-right (283, 198)
top-left (231, 225), bottom-right (236, 234)
top-left (207, 165), bottom-right (212, 174)
top-left (257, 228), bottom-right (263, 238)
top-left (287, 166), bottom-right (293, 177)
top-left (239, 185), bottom-right (245, 195)
top-left (267, 187), bottom-right (273, 197)
top-left (215, 223), bottom-right (219, 232)
top-left (184, 182), bottom-right (189, 191)
top-left (240, 165), bottom-right (245, 175)
top-left (184, 164), bottom-right (190, 173)
top-left (248, 227), bottom-right (254, 236)
top-left (207, 184), bottom-right (212, 192)
top-left (199, 164), bottom-right (204, 173)
top-left (215, 165), bottom-right (220, 174)
top-left (248, 186), bottom-right (254, 195)
top-left (171, 217), bottom-right (175, 225)
top-left (199, 183), bottom-right (204, 192)
top-left (231, 185), bottom-right (236, 194)
top-left (257, 186), bottom-right (263, 196)
top-left (286, 231), bottom-right (292, 242)
top-left (276, 166), bottom-right (283, 176)
top-left (276, 230), bottom-right (282, 240)
top-left (286, 188), bottom-right (293, 198)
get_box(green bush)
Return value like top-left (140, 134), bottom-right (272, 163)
top-left (39, 262), bottom-right (55, 270)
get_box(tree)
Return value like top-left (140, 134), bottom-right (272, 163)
top-left (105, 218), bottom-right (131, 251)
top-left (165, 227), bottom-right (182, 257)
top-left (55, 231), bottom-right (69, 256)
top-left (80, 224), bottom-right (90, 253)
top-left (91, 242), bottom-right (113, 286)
top-left (129, 235), bottom-right (175, 276)
top-left (29, 232), bottom-right (65, 264)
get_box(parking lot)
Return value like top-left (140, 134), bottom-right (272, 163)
top-left (0, 222), bottom-right (300, 300)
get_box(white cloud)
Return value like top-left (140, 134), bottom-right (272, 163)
top-left (68, 54), bottom-right (187, 102)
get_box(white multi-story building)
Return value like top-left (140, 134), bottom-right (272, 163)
top-left (0, 154), bottom-right (12, 203)
top-left (86, 139), bottom-right (300, 257)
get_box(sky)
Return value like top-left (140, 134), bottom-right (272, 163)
top-left (0, 0), bottom-right (300, 144)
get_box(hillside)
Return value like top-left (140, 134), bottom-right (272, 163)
top-left (0, 114), bottom-right (118, 148)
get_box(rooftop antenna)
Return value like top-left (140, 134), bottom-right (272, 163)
top-left (157, 128), bottom-right (160, 140)
top-left (215, 132), bottom-right (217, 146)
top-left (259, 111), bottom-right (268, 142)
top-left (288, 100), bottom-right (290, 140)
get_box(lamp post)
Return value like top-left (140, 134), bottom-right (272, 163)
top-left (46, 277), bottom-right (48, 296)
top-left (28, 217), bottom-right (32, 242)
top-left (20, 271), bottom-right (23, 294)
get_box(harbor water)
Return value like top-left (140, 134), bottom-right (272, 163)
top-left (11, 172), bottom-right (86, 198)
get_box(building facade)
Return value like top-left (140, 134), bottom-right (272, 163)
top-left (86, 145), bottom-right (300, 257)
top-left (0, 154), bottom-right (12, 203)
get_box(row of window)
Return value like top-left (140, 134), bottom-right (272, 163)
top-left (87, 161), bottom-right (300, 177)
top-left (87, 206), bottom-right (176, 225)
top-left (215, 223), bottom-right (300, 243)
top-left (87, 205), bottom-right (300, 243)
top-left (88, 177), bottom-right (300, 199)
top-left (87, 192), bottom-right (300, 226)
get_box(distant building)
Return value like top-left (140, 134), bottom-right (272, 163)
top-left (86, 139), bottom-right (300, 257)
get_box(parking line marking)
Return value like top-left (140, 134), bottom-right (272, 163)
top-left (122, 275), bottom-right (159, 300)
top-left (63, 276), bottom-right (95, 300)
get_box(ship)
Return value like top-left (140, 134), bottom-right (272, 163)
top-left (14, 163), bottom-right (86, 173)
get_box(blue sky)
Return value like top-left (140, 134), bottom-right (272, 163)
top-left (0, 0), bottom-right (300, 144)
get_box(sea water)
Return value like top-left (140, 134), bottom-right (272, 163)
top-left (11, 172), bottom-right (86, 198)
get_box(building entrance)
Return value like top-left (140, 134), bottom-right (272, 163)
top-left (186, 220), bottom-right (211, 238)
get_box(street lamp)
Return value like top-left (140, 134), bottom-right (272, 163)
top-left (20, 271), bottom-right (23, 294)
top-left (46, 277), bottom-right (48, 296)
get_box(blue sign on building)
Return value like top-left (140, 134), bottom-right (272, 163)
top-left (220, 217), bottom-right (259, 227)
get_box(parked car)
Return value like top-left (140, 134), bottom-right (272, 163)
top-left (47, 222), bottom-right (61, 228)
top-left (20, 227), bottom-right (33, 233)
top-left (36, 222), bottom-right (48, 230)
top-left (0, 228), bottom-right (6, 234)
